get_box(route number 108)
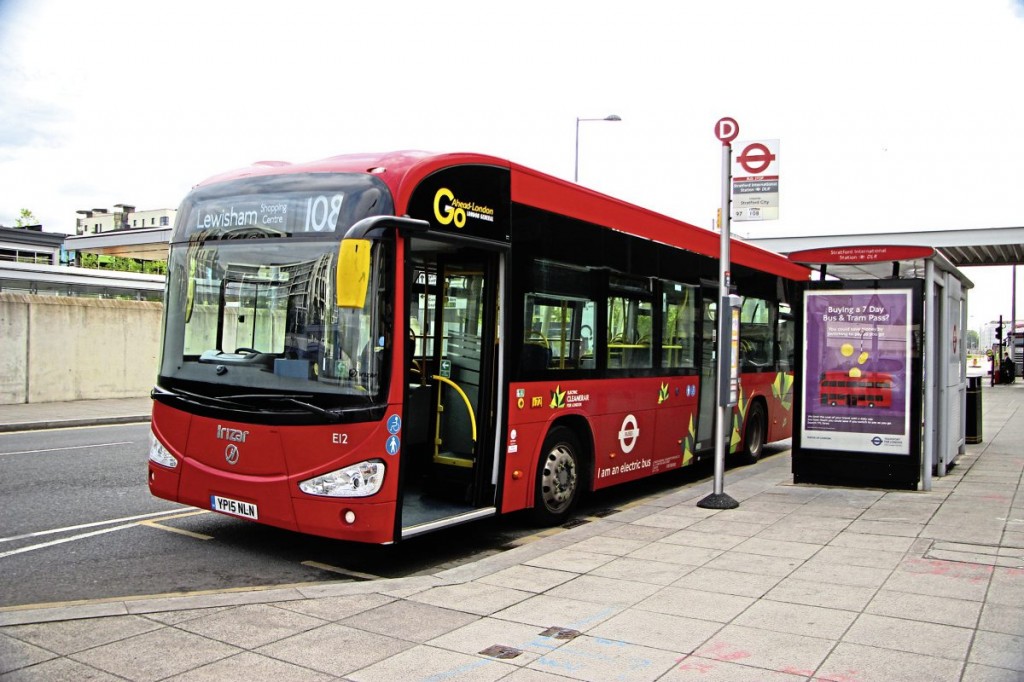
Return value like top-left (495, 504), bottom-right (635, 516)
top-left (305, 194), bottom-right (344, 232)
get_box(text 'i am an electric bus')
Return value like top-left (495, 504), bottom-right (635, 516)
top-left (148, 151), bottom-right (810, 544)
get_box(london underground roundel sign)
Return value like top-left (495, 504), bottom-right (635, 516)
top-left (736, 142), bottom-right (776, 174)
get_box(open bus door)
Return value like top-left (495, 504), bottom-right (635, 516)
top-left (400, 239), bottom-right (503, 538)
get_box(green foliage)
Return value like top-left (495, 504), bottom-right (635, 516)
top-left (15, 208), bottom-right (39, 227)
top-left (78, 252), bottom-right (166, 275)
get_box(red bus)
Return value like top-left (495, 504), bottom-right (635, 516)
top-left (819, 371), bottom-right (893, 408)
top-left (148, 151), bottom-right (810, 543)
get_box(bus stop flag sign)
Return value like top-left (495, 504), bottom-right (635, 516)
top-left (732, 139), bottom-right (780, 221)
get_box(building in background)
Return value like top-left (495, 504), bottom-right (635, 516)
top-left (75, 204), bottom-right (176, 235)
top-left (0, 223), bottom-right (66, 265)
top-left (0, 206), bottom-right (173, 300)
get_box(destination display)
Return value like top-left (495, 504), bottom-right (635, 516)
top-left (174, 174), bottom-right (394, 241)
top-left (189, 191), bottom-right (347, 235)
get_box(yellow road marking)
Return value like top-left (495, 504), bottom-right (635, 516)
top-left (140, 520), bottom-right (213, 540)
top-left (140, 510), bottom-right (214, 540)
top-left (301, 561), bottom-right (383, 581)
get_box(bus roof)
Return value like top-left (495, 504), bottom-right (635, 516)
top-left (195, 151), bottom-right (811, 282)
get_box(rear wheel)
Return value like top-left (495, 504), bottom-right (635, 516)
top-left (738, 401), bottom-right (766, 465)
top-left (531, 426), bottom-right (582, 525)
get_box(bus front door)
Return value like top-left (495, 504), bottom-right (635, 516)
top-left (402, 245), bottom-right (501, 537)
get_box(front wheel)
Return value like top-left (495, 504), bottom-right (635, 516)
top-left (738, 401), bottom-right (766, 465)
top-left (531, 426), bottom-right (583, 526)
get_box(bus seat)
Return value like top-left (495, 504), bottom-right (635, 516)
top-left (520, 343), bottom-right (551, 373)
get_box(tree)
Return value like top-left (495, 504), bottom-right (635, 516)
top-left (15, 208), bottom-right (39, 227)
top-left (966, 329), bottom-right (979, 350)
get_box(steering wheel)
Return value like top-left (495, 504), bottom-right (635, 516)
top-left (234, 347), bottom-right (259, 355)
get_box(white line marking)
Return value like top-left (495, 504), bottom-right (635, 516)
top-left (0, 441), bottom-right (135, 456)
top-left (0, 509), bottom-right (187, 544)
top-left (0, 523), bottom-right (137, 560)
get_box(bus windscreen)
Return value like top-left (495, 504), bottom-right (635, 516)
top-left (160, 237), bottom-right (390, 411)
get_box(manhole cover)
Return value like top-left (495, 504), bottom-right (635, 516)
top-left (479, 644), bottom-right (522, 659)
top-left (539, 626), bottom-right (582, 640)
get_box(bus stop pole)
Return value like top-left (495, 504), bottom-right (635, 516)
top-left (698, 134), bottom-right (739, 510)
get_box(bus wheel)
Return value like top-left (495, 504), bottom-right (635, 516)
top-left (531, 426), bottom-right (581, 525)
top-left (738, 402), bottom-right (766, 465)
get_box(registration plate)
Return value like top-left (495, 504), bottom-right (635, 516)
top-left (210, 495), bottom-right (259, 520)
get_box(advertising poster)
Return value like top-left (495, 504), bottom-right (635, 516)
top-left (801, 289), bottom-right (912, 455)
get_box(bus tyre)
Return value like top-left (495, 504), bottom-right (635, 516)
top-left (531, 426), bottom-right (582, 526)
top-left (739, 401), bottom-right (766, 465)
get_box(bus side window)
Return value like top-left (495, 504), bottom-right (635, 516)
top-left (661, 281), bottom-right (696, 369)
top-left (777, 304), bottom-right (794, 371)
top-left (607, 295), bottom-right (652, 369)
top-left (739, 296), bottom-right (776, 371)
top-left (522, 294), bottom-right (595, 371)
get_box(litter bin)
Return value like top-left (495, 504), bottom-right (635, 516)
top-left (966, 375), bottom-right (982, 444)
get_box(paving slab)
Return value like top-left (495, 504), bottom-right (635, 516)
top-left (68, 627), bottom-right (241, 682)
top-left (527, 634), bottom-right (682, 682)
top-left (254, 623), bottom-right (413, 677)
top-left (816, 642), bottom-right (964, 682)
top-left (349, 644), bottom-right (518, 682)
top-left (691, 624), bottom-right (836, 676)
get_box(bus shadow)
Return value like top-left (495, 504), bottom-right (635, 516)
top-left (158, 443), bottom-right (791, 586)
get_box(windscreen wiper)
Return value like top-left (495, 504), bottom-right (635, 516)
top-left (152, 386), bottom-right (253, 409)
top-left (218, 393), bottom-right (376, 421)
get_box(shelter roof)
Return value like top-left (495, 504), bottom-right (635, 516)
top-left (748, 226), bottom-right (1024, 268)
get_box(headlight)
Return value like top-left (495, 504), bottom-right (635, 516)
top-left (299, 460), bottom-right (385, 497)
top-left (148, 431), bottom-right (178, 468)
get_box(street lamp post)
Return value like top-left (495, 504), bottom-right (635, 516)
top-left (574, 114), bottom-right (621, 182)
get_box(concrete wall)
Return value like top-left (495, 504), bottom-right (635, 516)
top-left (0, 293), bottom-right (162, 404)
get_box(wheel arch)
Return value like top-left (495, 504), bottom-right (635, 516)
top-left (743, 394), bottom-right (770, 437)
top-left (528, 409), bottom-right (598, 493)
top-left (524, 414), bottom-right (595, 525)
top-left (541, 414), bottom-right (595, 491)
top-left (739, 394), bottom-right (770, 462)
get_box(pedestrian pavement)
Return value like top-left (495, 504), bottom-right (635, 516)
top-left (1, 386), bottom-right (1022, 681)
top-left (0, 396), bottom-right (153, 433)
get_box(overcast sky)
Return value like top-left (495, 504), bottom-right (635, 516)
top-left (1, 0), bottom-right (1022, 331)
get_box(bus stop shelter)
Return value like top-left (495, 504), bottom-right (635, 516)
top-left (785, 245), bottom-right (972, 491)
top-left (750, 226), bottom-right (1024, 492)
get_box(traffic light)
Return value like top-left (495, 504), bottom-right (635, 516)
top-left (996, 316), bottom-right (1004, 346)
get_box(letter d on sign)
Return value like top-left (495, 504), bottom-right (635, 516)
top-left (715, 117), bottom-right (739, 145)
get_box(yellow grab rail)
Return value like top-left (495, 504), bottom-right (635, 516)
top-left (432, 375), bottom-right (478, 442)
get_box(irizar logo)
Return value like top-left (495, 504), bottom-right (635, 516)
top-left (217, 425), bottom-right (249, 443)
